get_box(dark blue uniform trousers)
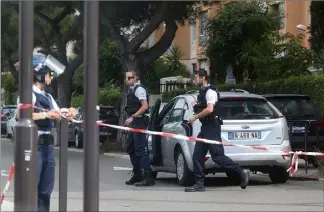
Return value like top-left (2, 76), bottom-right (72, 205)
top-left (193, 120), bottom-right (242, 180)
top-left (126, 117), bottom-right (151, 174)
top-left (37, 144), bottom-right (55, 212)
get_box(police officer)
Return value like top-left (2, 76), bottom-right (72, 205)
top-left (16, 63), bottom-right (77, 211)
top-left (124, 71), bottom-right (154, 186)
top-left (185, 69), bottom-right (250, 192)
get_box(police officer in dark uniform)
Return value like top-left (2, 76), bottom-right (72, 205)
top-left (124, 71), bottom-right (154, 186)
top-left (185, 69), bottom-right (250, 192)
top-left (16, 63), bottom-right (77, 211)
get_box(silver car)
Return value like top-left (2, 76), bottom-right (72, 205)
top-left (148, 91), bottom-right (291, 186)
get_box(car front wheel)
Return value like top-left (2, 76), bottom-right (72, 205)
top-left (269, 166), bottom-right (289, 184)
top-left (175, 149), bottom-right (194, 186)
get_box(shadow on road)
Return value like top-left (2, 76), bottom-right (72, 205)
top-left (155, 175), bottom-right (271, 188)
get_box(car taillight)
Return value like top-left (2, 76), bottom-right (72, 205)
top-left (1, 115), bottom-right (7, 121)
top-left (316, 119), bottom-right (324, 131)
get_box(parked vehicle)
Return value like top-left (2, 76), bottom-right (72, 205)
top-left (71, 106), bottom-right (119, 148)
top-left (148, 91), bottom-right (291, 186)
top-left (263, 94), bottom-right (324, 167)
top-left (6, 109), bottom-right (18, 138)
top-left (1, 105), bottom-right (17, 135)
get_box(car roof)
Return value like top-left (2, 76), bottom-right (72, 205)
top-left (178, 91), bottom-right (265, 99)
top-left (262, 94), bottom-right (311, 98)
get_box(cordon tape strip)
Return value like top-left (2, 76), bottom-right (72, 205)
top-left (1, 103), bottom-right (323, 204)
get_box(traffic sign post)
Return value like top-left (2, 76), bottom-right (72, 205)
top-left (14, 1), bottom-right (38, 211)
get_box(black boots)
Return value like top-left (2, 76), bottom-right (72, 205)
top-left (125, 170), bottom-right (142, 185)
top-left (184, 179), bottom-right (205, 192)
top-left (134, 170), bottom-right (155, 186)
top-left (184, 169), bottom-right (250, 192)
top-left (239, 169), bottom-right (250, 189)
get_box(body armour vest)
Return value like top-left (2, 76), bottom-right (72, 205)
top-left (125, 84), bottom-right (149, 116)
top-left (34, 92), bottom-right (54, 131)
top-left (193, 84), bottom-right (221, 122)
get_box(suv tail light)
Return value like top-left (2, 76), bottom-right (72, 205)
top-left (316, 119), bottom-right (324, 131)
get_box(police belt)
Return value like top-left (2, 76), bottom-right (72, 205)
top-left (38, 134), bottom-right (54, 146)
top-left (200, 116), bottom-right (223, 125)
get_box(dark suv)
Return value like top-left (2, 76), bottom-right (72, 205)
top-left (72, 106), bottom-right (119, 148)
top-left (263, 94), bottom-right (324, 166)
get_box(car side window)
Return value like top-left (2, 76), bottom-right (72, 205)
top-left (160, 100), bottom-right (176, 125)
top-left (168, 98), bottom-right (186, 123)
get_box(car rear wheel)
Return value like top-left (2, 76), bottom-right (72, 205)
top-left (269, 166), bottom-right (289, 184)
top-left (175, 149), bottom-right (194, 186)
top-left (75, 133), bottom-right (83, 149)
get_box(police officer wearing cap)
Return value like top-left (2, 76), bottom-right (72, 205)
top-left (185, 69), bottom-right (250, 192)
top-left (124, 71), bottom-right (155, 186)
top-left (16, 63), bottom-right (77, 211)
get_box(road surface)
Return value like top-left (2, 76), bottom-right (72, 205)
top-left (1, 137), bottom-right (323, 211)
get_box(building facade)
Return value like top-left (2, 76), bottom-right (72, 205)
top-left (144, 0), bottom-right (312, 75)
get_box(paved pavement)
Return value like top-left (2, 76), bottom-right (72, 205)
top-left (1, 137), bottom-right (324, 211)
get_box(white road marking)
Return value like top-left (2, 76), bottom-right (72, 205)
top-left (113, 166), bottom-right (132, 171)
top-left (1, 170), bottom-right (9, 177)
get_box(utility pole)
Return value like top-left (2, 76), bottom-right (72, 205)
top-left (83, 1), bottom-right (100, 211)
top-left (14, 1), bottom-right (38, 211)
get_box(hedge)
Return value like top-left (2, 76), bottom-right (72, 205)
top-left (162, 74), bottom-right (324, 115)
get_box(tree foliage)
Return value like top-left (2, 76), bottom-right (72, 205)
top-left (206, 1), bottom-right (313, 83)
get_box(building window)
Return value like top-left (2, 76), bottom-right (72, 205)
top-left (199, 12), bottom-right (208, 46)
top-left (192, 63), bottom-right (197, 74)
top-left (269, 2), bottom-right (285, 29)
top-left (199, 59), bottom-right (208, 70)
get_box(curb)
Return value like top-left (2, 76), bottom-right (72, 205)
top-left (289, 176), bottom-right (324, 182)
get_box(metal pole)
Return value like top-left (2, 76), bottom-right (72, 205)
top-left (59, 119), bottom-right (68, 211)
top-left (304, 122), bottom-right (308, 174)
top-left (14, 1), bottom-right (38, 211)
top-left (83, 1), bottom-right (99, 211)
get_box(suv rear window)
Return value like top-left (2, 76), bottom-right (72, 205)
top-left (266, 96), bottom-right (318, 118)
top-left (219, 98), bottom-right (279, 120)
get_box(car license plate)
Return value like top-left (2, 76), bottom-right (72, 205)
top-left (228, 132), bottom-right (261, 140)
top-left (100, 132), bottom-right (108, 136)
top-left (292, 126), bottom-right (305, 133)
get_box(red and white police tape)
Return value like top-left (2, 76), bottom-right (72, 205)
top-left (1, 103), bottom-right (323, 204)
top-left (17, 103), bottom-right (324, 176)
top-left (0, 163), bottom-right (15, 205)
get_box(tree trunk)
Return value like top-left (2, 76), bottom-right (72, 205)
top-left (233, 64), bottom-right (245, 84)
top-left (57, 76), bottom-right (72, 108)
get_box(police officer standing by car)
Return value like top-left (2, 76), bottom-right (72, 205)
top-left (16, 62), bottom-right (77, 211)
top-left (185, 69), bottom-right (250, 192)
top-left (124, 71), bottom-right (155, 186)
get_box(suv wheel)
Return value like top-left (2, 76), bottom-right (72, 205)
top-left (75, 133), bottom-right (83, 149)
top-left (175, 149), bottom-right (194, 186)
top-left (269, 166), bottom-right (289, 184)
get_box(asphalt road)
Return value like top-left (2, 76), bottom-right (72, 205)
top-left (1, 137), bottom-right (324, 211)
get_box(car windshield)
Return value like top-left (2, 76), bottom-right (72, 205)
top-left (219, 98), bottom-right (278, 120)
top-left (266, 97), bottom-right (318, 118)
top-left (1, 107), bottom-right (16, 116)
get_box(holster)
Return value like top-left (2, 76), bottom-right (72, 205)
top-left (38, 134), bottom-right (54, 146)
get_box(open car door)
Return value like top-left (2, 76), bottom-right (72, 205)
top-left (148, 98), bottom-right (162, 165)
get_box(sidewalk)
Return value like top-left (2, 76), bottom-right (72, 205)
top-left (289, 160), bottom-right (324, 181)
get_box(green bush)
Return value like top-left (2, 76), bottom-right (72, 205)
top-left (70, 81), bottom-right (122, 109)
top-left (162, 74), bottom-right (324, 115)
